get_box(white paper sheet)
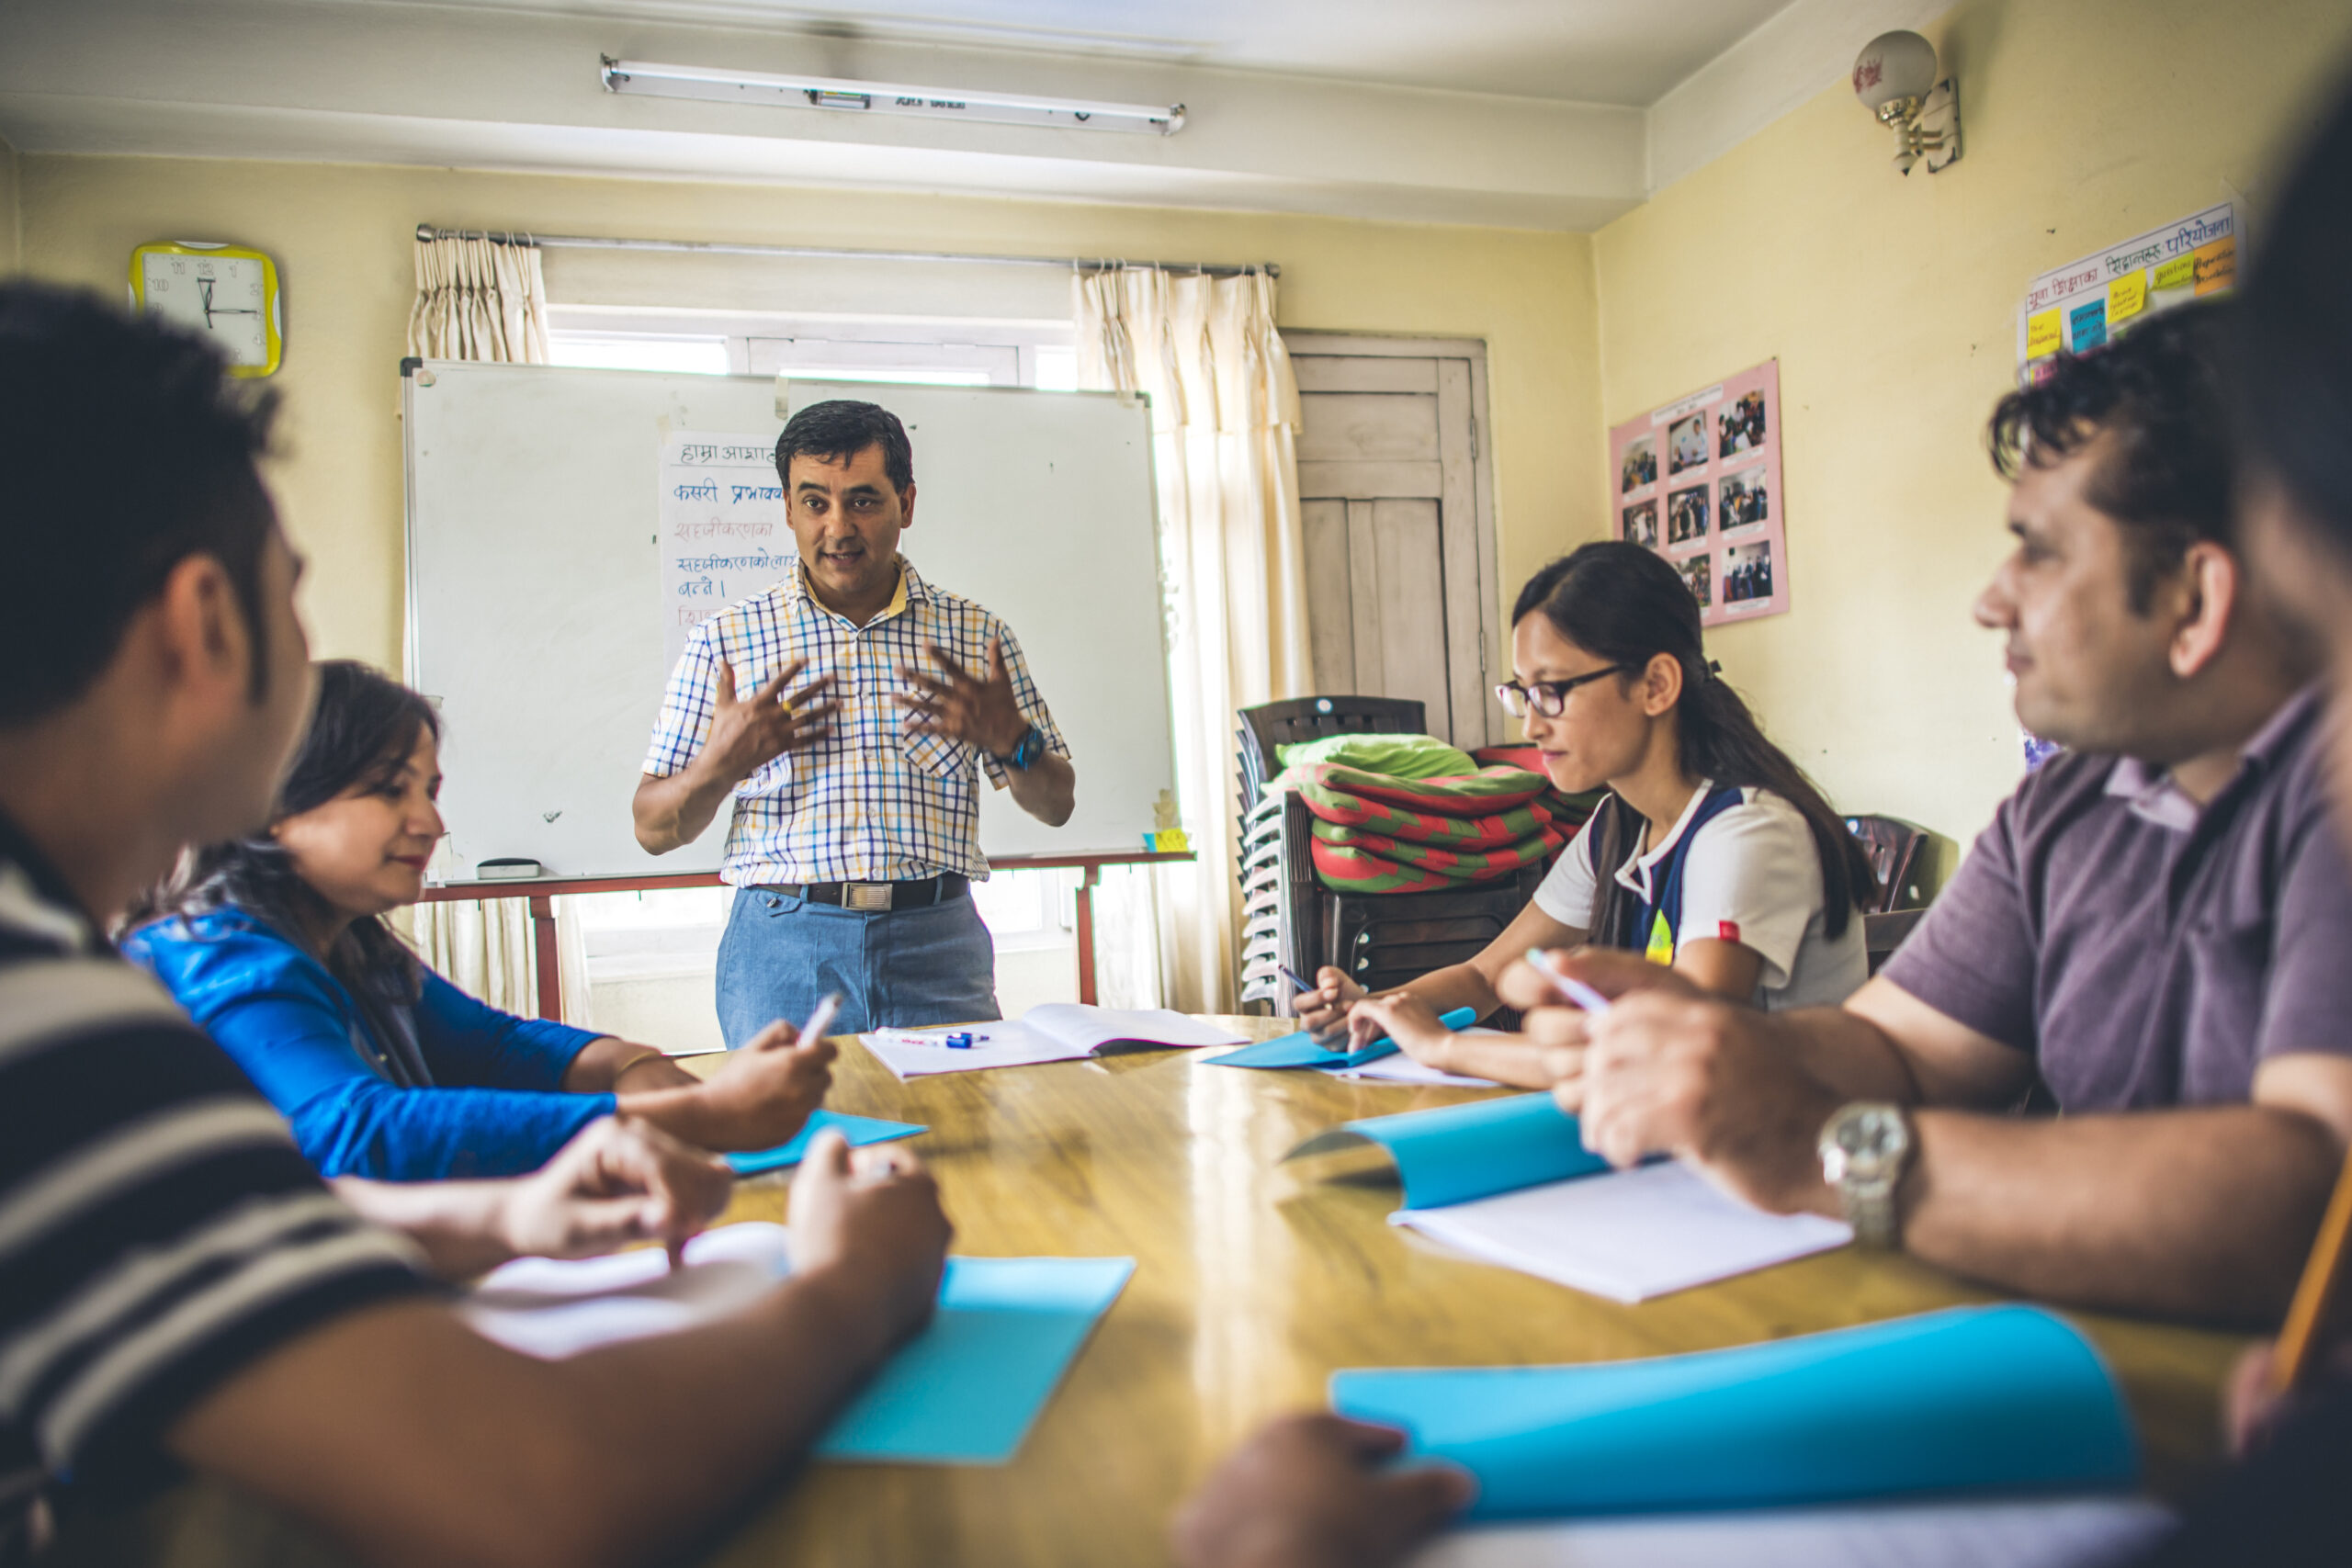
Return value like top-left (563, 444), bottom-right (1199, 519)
top-left (859, 1007), bottom-right (1246, 1079)
top-left (458, 1222), bottom-right (793, 1359)
top-left (1023, 1005), bottom-right (1248, 1052)
top-left (1328, 1055), bottom-right (1502, 1089)
top-left (1410, 1496), bottom-right (2175, 1568)
top-left (1393, 1161), bottom-right (1851, 1303)
top-left (861, 1020), bottom-right (1091, 1079)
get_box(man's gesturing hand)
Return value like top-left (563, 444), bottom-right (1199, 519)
top-left (894, 638), bottom-right (1028, 757)
top-left (700, 658), bottom-right (836, 785)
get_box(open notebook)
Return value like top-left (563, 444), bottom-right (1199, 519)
top-left (859, 1004), bottom-right (1245, 1079)
top-left (1286, 1093), bottom-right (1849, 1302)
top-left (458, 1223), bottom-right (1132, 1464)
top-left (1408, 1497), bottom-right (2173, 1568)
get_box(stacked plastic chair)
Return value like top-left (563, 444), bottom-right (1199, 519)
top-left (1234, 700), bottom-right (1587, 1016)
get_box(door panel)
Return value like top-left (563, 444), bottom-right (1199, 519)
top-left (1295, 392), bottom-right (1441, 463)
top-left (1436, 361), bottom-right (1488, 747)
top-left (1291, 348), bottom-right (1495, 747)
top-left (1295, 459), bottom-right (1444, 499)
top-left (1293, 356), bottom-right (1439, 394)
top-left (1366, 499), bottom-right (1452, 736)
top-left (1302, 497), bottom-right (1355, 694)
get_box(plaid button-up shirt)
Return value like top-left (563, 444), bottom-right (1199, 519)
top-left (642, 558), bottom-right (1067, 886)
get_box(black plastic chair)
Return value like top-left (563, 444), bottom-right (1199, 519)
top-left (1844, 814), bottom-right (1929, 913)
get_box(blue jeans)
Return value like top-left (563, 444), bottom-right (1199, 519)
top-left (715, 886), bottom-right (1001, 1045)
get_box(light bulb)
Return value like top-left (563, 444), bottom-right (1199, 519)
top-left (1853, 30), bottom-right (1939, 113)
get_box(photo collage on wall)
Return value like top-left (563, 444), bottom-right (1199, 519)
top-left (1609, 359), bottom-right (1788, 628)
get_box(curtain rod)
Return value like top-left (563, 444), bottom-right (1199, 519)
top-left (413, 224), bottom-right (1276, 278)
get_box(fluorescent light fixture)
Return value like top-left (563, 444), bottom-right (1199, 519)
top-left (601, 57), bottom-right (1184, 135)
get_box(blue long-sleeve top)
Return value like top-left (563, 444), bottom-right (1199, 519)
top-left (124, 907), bottom-right (613, 1180)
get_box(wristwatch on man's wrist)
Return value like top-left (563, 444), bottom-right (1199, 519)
top-left (1818, 1101), bottom-right (1914, 1249)
top-left (997, 722), bottom-right (1046, 771)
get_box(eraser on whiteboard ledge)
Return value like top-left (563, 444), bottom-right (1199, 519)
top-left (476, 858), bottom-right (544, 880)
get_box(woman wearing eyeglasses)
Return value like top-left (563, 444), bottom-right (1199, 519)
top-left (1293, 540), bottom-right (1873, 1086)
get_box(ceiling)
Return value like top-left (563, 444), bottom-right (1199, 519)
top-left (0, 0), bottom-right (1952, 231)
top-left (372, 0), bottom-right (1798, 107)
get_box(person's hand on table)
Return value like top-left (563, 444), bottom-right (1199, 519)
top-left (699, 657), bottom-right (837, 784)
top-left (2223, 1337), bottom-right (2352, 1456)
top-left (1294, 967), bottom-right (1366, 1046)
top-left (893, 637), bottom-right (1030, 757)
top-left (1170, 1414), bottom-right (1476, 1568)
top-left (1494, 946), bottom-right (1703, 1109)
top-left (634, 1021), bottom-right (837, 1153)
top-left (789, 1131), bottom-right (954, 1348)
top-left (1349, 991), bottom-right (1458, 1066)
top-left (501, 1115), bottom-right (733, 1264)
top-left (1526, 949), bottom-right (1837, 1213)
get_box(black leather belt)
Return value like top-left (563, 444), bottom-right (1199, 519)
top-left (764, 874), bottom-right (968, 911)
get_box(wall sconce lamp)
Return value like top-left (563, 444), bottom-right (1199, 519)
top-left (1853, 30), bottom-right (1961, 174)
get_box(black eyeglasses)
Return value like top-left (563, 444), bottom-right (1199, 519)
top-left (1494, 665), bottom-right (1628, 718)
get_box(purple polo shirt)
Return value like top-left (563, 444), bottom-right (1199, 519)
top-left (1881, 687), bottom-right (2352, 1111)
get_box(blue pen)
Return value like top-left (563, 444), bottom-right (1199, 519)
top-left (1525, 948), bottom-right (1612, 1014)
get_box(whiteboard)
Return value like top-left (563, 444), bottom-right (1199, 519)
top-left (402, 362), bottom-right (1173, 882)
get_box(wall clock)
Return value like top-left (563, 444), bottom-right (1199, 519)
top-left (129, 241), bottom-right (283, 377)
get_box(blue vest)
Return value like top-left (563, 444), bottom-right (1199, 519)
top-left (1611, 784), bottom-right (1746, 964)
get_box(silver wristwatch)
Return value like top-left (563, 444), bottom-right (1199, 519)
top-left (1818, 1101), bottom-right (1913, 1249)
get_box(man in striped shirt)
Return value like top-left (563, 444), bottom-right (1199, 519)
top-left (1, 285), bottom-right (953, 1565)
top-left (634, 399), bottom-right (1077, 1039)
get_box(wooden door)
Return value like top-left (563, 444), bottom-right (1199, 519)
top-left (1292, 344), bottom-right (1497, 747)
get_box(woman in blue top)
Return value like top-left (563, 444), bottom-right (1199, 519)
top-left (127, 660), bottom-right (834, 1180)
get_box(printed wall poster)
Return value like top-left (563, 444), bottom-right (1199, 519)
top-left (2017, 202), bottom-right (2235, 386)
top-left (657, 431), bottom-right (789, 674)
top-left (1607, 360), bottom-right (1788, 628)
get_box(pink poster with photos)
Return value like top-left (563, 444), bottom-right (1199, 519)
top-left (1608, 359), bottom-right (1788, 628)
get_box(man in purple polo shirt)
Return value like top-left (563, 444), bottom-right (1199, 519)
top-left (1495, 302), bottom-right (2352, 1327)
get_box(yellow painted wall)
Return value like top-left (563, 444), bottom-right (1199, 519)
top-left (1593, 0), bottom-right (2352, 847)
top-left (13, 157), bottom-right (1598, 673)
top-left (1, 139), bottom-right (18, 272)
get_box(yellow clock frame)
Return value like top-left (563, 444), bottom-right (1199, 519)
top-left (129, 240), bottom-right (284, 378)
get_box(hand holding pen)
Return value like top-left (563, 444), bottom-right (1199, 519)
top-left (1282, 963), bottom-right (1366, 1046)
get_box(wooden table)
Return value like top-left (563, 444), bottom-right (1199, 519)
top-left (694, 1020), bottom-right (2248, 1568)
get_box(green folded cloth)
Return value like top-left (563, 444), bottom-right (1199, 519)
top-left (1274, 731), bottom-right (1477, 781)
top-left (1309, 831), bottom-right (1558, 894)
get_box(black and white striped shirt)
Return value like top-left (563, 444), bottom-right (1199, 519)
top-left (0, 813), bottom-right (430, 1555)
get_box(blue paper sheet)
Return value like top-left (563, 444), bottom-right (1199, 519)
top-left (820, 1256), bottom-right (1136, 1463)
top-left (1292, 1092), bottom-right (1609, 1207)
top-left (725, 1110), bottom-right (926, 1175)
top-left (1204, 1006), bottom-right (1477, 1070)
top-left (1331, 1305), bottom-right (2137, 1520)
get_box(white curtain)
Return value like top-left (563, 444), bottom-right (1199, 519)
top-left (405, 232), bottom-right (582, 1021)
top-left (407, 233), bottom-right (550, 363)
top-left (1074, 268), bottom-right (1313, 1014)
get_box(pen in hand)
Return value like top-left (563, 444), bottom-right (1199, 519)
top-left (1524, 948), bottom-right (1613, 1015)
top-left (1277, 963), bottom-right (1323, 1000)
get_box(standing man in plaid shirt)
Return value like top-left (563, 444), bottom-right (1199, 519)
top-left (634, 400), bottom-right (1075, 1040)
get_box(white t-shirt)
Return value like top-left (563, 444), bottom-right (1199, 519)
top-left (1532, 784), bottom-right (1869, 1011)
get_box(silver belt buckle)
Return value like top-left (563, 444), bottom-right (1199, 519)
top-left (844, 882), bottom-right (893, 911)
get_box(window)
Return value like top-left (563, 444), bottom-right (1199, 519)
top-left (547, 332), bottom-right (730, 376)
top-left (545, 306), bottom-right (1080, 390)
